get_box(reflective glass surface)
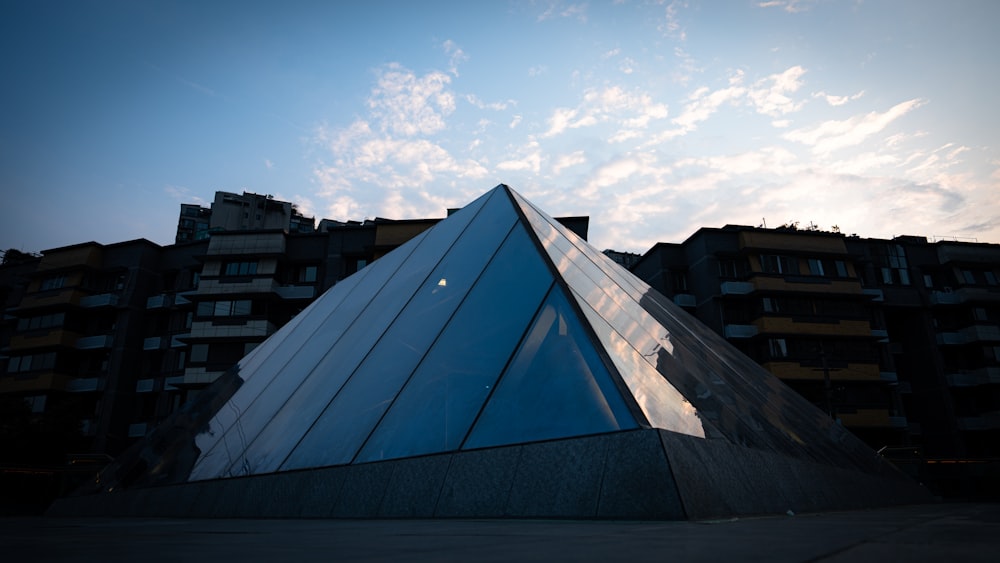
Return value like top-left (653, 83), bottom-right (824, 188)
top-left (355, 223), bottom-right (555, 462)
top-left (510, 188), bottom-right (880, 471)
top-left (188, 231), bottom-right (423, 479)
top-left (463, 287), bottom-right (637, 450)
top-left (189, 189), bottom-right (497, 479)
top-left (281, 192), bottom-right (519, 470)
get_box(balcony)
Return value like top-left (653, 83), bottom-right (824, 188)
top-left (961, 325), bottom-right (1000, 343)
top-left (76, 334), bottom-right (113, 350)
top-left (762, 361), bottom-right (882, 381)
top-left (672, 293), bottom-right (696, 308)
top-left (0, 372), bottom-right (72, 393)
top-left (66, 377), bottom-right (101, 392)
top-left (275, 284), bottom-right (316, 300)
top-left (936, 332), bottom-right (966, 345)
top-left (957, 412), bottom-right (1000, 431)
top-left (752, 317), bottom-right (873, 337)
top-left (837, 409), bottom-right (892, 428)
top-left (195, 277), bottom-right (280, 296)
top-left (880, 371), bottom-right (899, 383)
top-left (18, 288), bottom-right (87, 309)
top-left (862, 288), bottom-right (884, 302)
top-left (79, 293), bottom-right (119, 308)
top-left (183, 368), bottom-right (224, 386)
top-left (190, 319), bottom-right (277, 339)
top-left (143, 336), bottom-right (163, 350)
top-left (723, 324), bottom-right (758, 338)
top-left (146, 294), bottom-right (174, 309)
top-left (945, 367), bottom-right (1000, 387)
top-left (931, 287), bottom-right (1000, 306)
top-left (929, 290), bottom-right (962, 306)
top-left (720, 281), bottom-right (753, 295)
top-left (171, 333), bottom-right (190, 348)
top-left (10, 329), bottom-right (80, 351)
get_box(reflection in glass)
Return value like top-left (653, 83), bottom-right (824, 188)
top-left (279, 190), bottom-right (520, 470)
top-left (464, 287), bottom-right (636, 450)
top-left (356, 224), bottom-right (555, 462)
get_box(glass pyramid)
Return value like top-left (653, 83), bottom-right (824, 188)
top-left (99, 185), bottom-right (883, 490)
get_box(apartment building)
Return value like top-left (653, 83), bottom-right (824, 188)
top-left (630, 225), bottom-right (1000, 496)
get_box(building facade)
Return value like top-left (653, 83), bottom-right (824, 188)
top-left (1, 196), bottom-right (589, 469)
top-left (630, 225), bottom-right (1000, 496)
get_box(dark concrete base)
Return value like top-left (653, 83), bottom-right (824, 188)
top-left (47, 429), bottom-right (931, 520)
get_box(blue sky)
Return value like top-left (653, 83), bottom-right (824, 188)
top-left (2, 0), bottom-right (998, 254)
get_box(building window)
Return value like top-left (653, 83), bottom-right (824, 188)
top-left (986, 271), bottom-right (998, 286)
top-left (16, 312), bottom-right (65, 332)
top-left (961, 270), bottom-right (977, 285)
top-left (190, 345), bottom-right (209, 363)
top-left (834, 260), bottom-right (848, 277)
top-left (760, 255), bottom-right (798, 274)
top-left (672, 271), bottom-right (689, 292)
top-left (807, 259), bottom-right (824, 276)
top-left (39, 275), bottom-right (67, 291)
top-left (875, 244), bottom-right (910, 286)
top-left (768, 338), bottom-right (788, 358)
top-left (718, 259), bottom-right (738, 278)
top-left (223, 261), bottom-right (258, 276)
top-left (197, 300), bottom-right (253, 317)
top-left (298, 265), bottom-right (318, 283)
top-left (7, 352), bottom-right (57, 373)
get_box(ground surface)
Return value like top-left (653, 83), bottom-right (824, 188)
top-left (3, 502), bottom-right (997, 562)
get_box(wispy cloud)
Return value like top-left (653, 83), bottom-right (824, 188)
top-left (660, 0), bottom-right (688, 41)
top-left (537, 1), bottom-right (588, 22)
top-left (164, 185), bottom-right (207, 205)
top-left (442, 40), bottom-right (468, 76)
top-left (543, 86), bottom-right (669, 138)
top-left (757, 0), bottom-right (811, 13)
top-left (813, 90), bottom-right (865, 106)
top-left (784, 98), bottom-right (926, 154)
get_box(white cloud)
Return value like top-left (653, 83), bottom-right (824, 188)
top-left (528, 65), bottom-right (548, 77)
top-left (509, 114), bottom-right (523, 129)
top-left (813, 90), bottom-right (865, 106)
top-left (660, 0), bottom-right (687, 41)
top-left (747, 66), bottom-right (807, 117)
top-left (543, 86), bottom-right (669, 138)
top-left (264, 159), bottom-right (274, 170)
top-left (496, 139), bottom-right (542, 173)
top-left (758, 0), bottom-right (810, 13)
top-left (465, 94), bottom-right (514, 111)
top-left (442, 40), bottom-right (468, 76)
top-left (552, 151), bottom-right (587, 175)
top-left (537, 1), bottom-right (588, 22)
top-left (783, 98), bottom-right (926, 155)
top-left (670, 81), bottom-right (746, 132)
top-left (164, 185), bottom-right (207, 205)
top-left (367, 64), bottom-right (455, 136)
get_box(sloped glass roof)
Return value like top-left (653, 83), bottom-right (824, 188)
top-left (96, 184), bottom-right (883, 490)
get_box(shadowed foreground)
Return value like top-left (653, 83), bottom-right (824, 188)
top-left (8, 503), bottom-right (998, 562)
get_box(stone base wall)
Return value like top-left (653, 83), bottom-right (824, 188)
top-left (47, 429), bottom-right (932, 520)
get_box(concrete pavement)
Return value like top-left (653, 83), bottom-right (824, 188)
top-left (3, 502), bottom-right (998, 562)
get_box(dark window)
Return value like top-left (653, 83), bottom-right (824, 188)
top-left (299, 265), bottom-right (318, 283)
top-left (39, 275), bottom-right (66, 291)
top-left (759, 255), bottom-right (798, 274)
top-left (223, 261), bottom-right (258, 276)
top-left (17, 312), bottom-right (65, 332)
